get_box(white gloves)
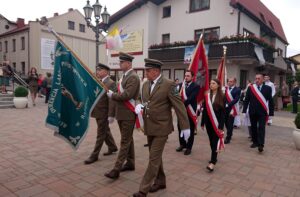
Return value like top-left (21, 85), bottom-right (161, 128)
top-left (108, 117), bottom-right (114, 124)
top-left (107, 90), bottom-right (113, 98)
top-left (180, 129), bottom-right (191, 142)
top-left (135, 104), bottom-right (144, 114)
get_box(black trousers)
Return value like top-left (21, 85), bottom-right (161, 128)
top-left (292, 98), bottom-right (298, 113)
top-left (249, 114), bottom-right (267, 146)
top-left (225, 112), bottom-right (235, 140)
top-left (206, 123), bottom-right (218, 164)
top-left (177, 115), bottom-right (195, 150)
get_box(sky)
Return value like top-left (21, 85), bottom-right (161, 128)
top-left (1, 0), bottom-right (299, 56)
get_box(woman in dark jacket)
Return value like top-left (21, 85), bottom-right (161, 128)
top-left (28, 67), bottom-right (39, 106)
top-left (201, 79), bottom-right (225, 172)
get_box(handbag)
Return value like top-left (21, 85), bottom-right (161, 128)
top-left (283, 96), bottom-right (291, 104)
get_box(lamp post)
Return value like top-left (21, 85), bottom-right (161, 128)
top-left (83, 0), bottom-right (110, 68)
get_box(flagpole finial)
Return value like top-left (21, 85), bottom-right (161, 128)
top-left (223, 46), bottom-right (227, 56)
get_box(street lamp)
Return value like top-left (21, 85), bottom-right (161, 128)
top-left (83, 0), bottom-right (110, 68)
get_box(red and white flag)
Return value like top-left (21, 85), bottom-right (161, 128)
top-left (216, 57), bottom-right (227, 88)
top-left (187, 36), bottom-right (209, 103)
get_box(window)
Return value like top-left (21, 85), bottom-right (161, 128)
top-left (12, 62), bottom-right (16, 71)
top-left (195, 27), bottom-right (220, 41)
top-left (68, 21), bottom-right (75, 30)
top-left (12, 39), bottom-right (16, 52)
top-left (259, 13), bottom-right (266, 23)
top-left (162, 34), bottom-right (170, 44)
top-left (277, 48), bottom-right (283, 56)
top-left (174, 69), bottom-right (185, 82)
top-left (243, 28), bottom-right (254, 37)
top-left (21, 62), bottom-right (25, 74)
top-left (190, 0), bottom-right (210, 12)
top-left (269, 21), bottom-right (274, 30)
top-left (5, 41), bottom-right (8, 53)
top-left (0, 42), bottom-right (2, 52)
top-left (209, 69), bottom-right (217, 81)
top-left (162, 69), bottom-right (171, 79)
top-left (163, 6), bottom-right (171, 18)
top-left (240, 70), bottom-right (248, 89)
top-left (21, 37), bottom-right (25, 50)
top-left (79, 24), bottom-right (85, 32)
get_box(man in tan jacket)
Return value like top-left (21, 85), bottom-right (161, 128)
top-left (105, 52), bottom-right (140, 179)
top-left (84, 63), bottom-right (118, 165)
top-left (133, 59), bottom-right (190, 197)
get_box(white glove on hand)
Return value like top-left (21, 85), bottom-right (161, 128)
top-left (107, 90), bottom-right (113, 98)
top-left (135, 104), bottom-right (144, 114)
top-left (108, 117), bottom-right (114, 124)
top-left (180, 129), bottom-right (191, 142)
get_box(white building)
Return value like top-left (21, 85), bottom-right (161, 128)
top-left (107, 0), bottom-right (288, 88)
top-left (0, 9), bottom-right (106, 76)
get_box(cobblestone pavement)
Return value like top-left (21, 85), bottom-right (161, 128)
top-left (0, 97), bottom-right (300, 197)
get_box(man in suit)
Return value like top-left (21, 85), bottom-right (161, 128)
top-left (84, 63), bottom-right (118, 165)
top-left (264, 75), bottom-right (276, 125)
top-left (105, 52), bottom-right (140, 179)
top-left (291, 81), bottom-right (299, 113)
top-left (224, 77), bottom-right (241, 144)
top-left (133, 59), bottom-right (190, 197)
top-left (176, 70), bottom-right (200, 155)
top-left (243, 74), bottom-right (274, 153)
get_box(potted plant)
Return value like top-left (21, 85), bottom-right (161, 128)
top-left (293, 112), bottom-right (300, 150)
top-left (13, 86), bottom-right (29, 109)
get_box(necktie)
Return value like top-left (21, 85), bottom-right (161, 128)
top-left (149, 81), bottom-right (154, 94)
top-left (229, 87), bottom-right (232, 91)
top-left (257, 86), bottom-right (261, 91)
top-left (185, 82), bottom-right (189, 89)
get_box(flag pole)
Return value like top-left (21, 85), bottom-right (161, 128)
top-left (223, 46), bottom-right (227, 87)
top-left (39, 17), bottom-right (108, 91)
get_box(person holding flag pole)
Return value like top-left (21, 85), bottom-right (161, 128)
top-left (41, 17), bottom-right (109, 150)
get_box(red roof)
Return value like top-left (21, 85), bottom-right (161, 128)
top-left (231, 0), bottom-right (288, 44)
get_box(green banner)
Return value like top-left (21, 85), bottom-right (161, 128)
top-left (46, 41), bottom-right (105, 149)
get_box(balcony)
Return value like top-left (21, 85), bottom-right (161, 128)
top-left (148, 40), bottom-right (275, 64)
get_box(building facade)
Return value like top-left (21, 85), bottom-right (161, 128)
top-left (0, 9), bottom-right (106, 76)
top-left (107, 0), bottom-right (288, 88)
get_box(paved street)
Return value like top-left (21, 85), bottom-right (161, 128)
top-left (1, 97), bottom-right (300, 197)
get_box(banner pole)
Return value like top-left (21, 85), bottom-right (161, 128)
top-left (39, 17), bottom-right (108, 91)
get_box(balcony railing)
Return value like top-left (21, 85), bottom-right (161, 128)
top-left (148, 41), bottom-right (274, 64)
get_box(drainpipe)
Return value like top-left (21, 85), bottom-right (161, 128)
top-left (27, 30), bottom-right (30, 74)
top-left (237, 10), bottom-right (241, 35)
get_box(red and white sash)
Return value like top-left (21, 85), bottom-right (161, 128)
top-left (249, 84), bottom-right (269, 122)
top-left (225, 87), bottom-right (238, 117)
top-left (117, 77), bottom-right (144, 129)
top-left (181, 82), bottom-right (197, 126)
top-left (205, 93), bottom-right (225, 152)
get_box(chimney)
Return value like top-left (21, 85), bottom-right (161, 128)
top-left (68, 8), bottom-right (74, 12)
top-left (16, 18), bottom-right (25, 28)
top-left (54, 13), bottom-right (59, 17)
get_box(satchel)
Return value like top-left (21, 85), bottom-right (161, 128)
top-left (283, 97), bottom-right (291, 104)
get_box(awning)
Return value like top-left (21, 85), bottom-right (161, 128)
top-left (254, 45), bottom-right (266, 65)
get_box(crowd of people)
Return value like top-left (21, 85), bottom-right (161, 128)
top-left (81, 51), bottom-right (288, 197)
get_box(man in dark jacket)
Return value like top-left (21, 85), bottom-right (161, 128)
top-left (243, 74), bottom-right (274, 153)
top-left (291, 81), bottom-right (299, 114)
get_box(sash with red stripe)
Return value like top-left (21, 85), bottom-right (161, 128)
top-left (205, 93), bottom-right (225, 152)
top-left (249, 84), bottom-right (269, 123)
top-left (180, 82), bottom-right (197, 126)
top-left (117, 77), bottom-right (144, 129)
top-left (225, 87), bottom-right (238, 117)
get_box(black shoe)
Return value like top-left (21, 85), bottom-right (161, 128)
top-left (144, 144), bottom-right (149, 147)
top-left (258, 145), bottom-right (264, 152)
top-left (224, 138), bottom-right (231, 144)
top-left (250, 143), bottom-right (258, 148)
top-left (206, 163), bottom-right (214, 172)
top-left (184, 149), bottom-right (191, 155)
top-left (103, 149), bottom-right (118, 156)
top-left (84, 157), bottom-right (98, 165)
top-left (133, 191), bottom-right (147, 197)
top-left (120, 165), bottom-right (135, 172)
top-left (176, 146), bottom-right (184, 152)
top-left (267, 123), bottom-right (271, 126)
top-left (104, 169), bottom-right (120, 179)
top-left (149, 184), bottom-right (166, 193)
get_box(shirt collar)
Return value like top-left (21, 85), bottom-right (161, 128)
top-left (152, 74), bottom-right (162, 85)
top-left (124, 68), bottom-right (133, 77)
top-left (101, 75), bottom-right (109, 82)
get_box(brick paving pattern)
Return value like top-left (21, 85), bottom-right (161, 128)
top-left (0, 97), bottom-right (300, 196)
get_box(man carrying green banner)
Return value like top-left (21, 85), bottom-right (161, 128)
top-left (46, 40), bottom-right (106, 150)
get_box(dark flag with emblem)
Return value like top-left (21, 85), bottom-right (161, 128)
top-left (187, 36), bottom-right (209, 103)
top-left (46, 40), bottom-right (105, 149)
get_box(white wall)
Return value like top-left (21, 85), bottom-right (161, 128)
top-left (239, 12), bottom-right (260, 35)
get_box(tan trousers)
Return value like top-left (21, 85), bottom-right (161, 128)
top-left (114, 120), bottom-right (135, 170)
top-left (90, 118), bottom-right (118, 158)
top-left (139, 135), bottom-right (168, 194)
